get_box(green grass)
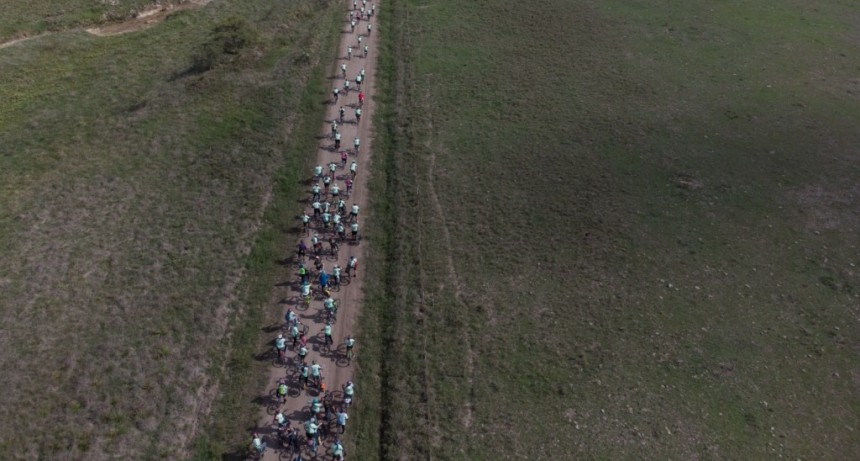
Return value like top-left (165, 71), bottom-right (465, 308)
top-left (357, 0), bottom-right (860, 459)
top-left (0, 0), bottom-right (342, 459)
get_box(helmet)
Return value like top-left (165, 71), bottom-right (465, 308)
top-left (278, 333), bottom-right (283, 339)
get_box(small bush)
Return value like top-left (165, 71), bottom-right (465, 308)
top-left (192, 16), bottom-right (259, 72)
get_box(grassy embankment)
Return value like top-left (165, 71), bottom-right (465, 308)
top-left (356, 0), bottom-right (860, 459)
top-left (0, 0), bottom-right (342, 459)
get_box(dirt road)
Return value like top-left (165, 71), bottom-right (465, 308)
top-left (253, 2), bottom-right (380, 459)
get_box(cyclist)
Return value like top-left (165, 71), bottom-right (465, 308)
top-left (311, 183), bottom-right (321, 201)
top-left (301, 211), bottom-right (311, 234)
top-left (300, 281), bottom-right (311, 305)
top-left (353, 137), bottom-right (360, 155)
top-left (298, 344), bottom-right (309, 363)
top-left (339, 106), bottom-right (346, 122)
top-left (366, 22), bottom-right (372, 36)
top-left (331, 182), bottom-right (340, 199)
top-left (350, 20), bottom-right (355, 34)
top-left (251, 433), bottom-right (266, 456)
top-left (299, 363), bottom-right (309, 388)
top-left (336, 222), bottom-right (346, 240)
top-left (332, 264), bottom-right (342, 285)
top-left (334, 131), bottom-right (341, 149)
top-left (355, 107), bottom-right (362, 123)
top-left (341, 62), bottom-right (347, 78)
top-left (324, 297), bottom-right (337, 319)
top-left (321, 211), bottom-right (331, 230)
top-left (345, 335), bottom-right (356, 359)
top-left (343, 79), bottom-right (350, 93)
top-left (345, 178), bottom-right (353, 195)
top-left (274, 410), bottom-right (287, 430)
top-left (275, 333), bottom-right (287, 359)
top-left (331, 119), bottom-right (338, 136)
top-left (347, 256), bottom-right (358, 277)
top-left (357, 35), bottom-right (363, 47)
top-left (350, 204), bottom-right (360, 221)
top-left (276, 379), bottom-right (289, 404)
top-left (298, 263), bottom-right (309, 284)
top-left (350, 221), bottom-right (359, 241)
top-left (285, 310), bottom-right (297, 328)
top-left (349, 161), bottom-right (357, 178)
top-left (332, 87), bottom-right (339, 102)
top-left (323, 174), bottom-right (332, 193)
top-left (340, 150), bottom-right (348, 167)
top-left (313, 254), bottom-right (324, 272)
top-left (290, 322), bottom-right (301, 347)
top-left (310, 397), bottom-right (324, 417)
top-left (355, 74), bottom-right (362, 91)
top-left (337, 197), bottom-right (347, 215)
top-left (319, 271), bottom-right (330, 291)
top-left (310, 361), bottom-right (323, 386)
top-left (336, 408), bottom-right (349, 434)
top-left (360, 67), bottom-right (366, 78)
top-left (332, 212), bottom-right (342, 227)
top-left (329, 237), bottom-right (340, 256)
top-left (296, 240), bottom-right (308, 261)
top-left (311, 233), bottom-right (321, 254)
top-left (331, 438), bottom-right (345, 460)
top-left (358, 91), bottom-right (365, 106)
top-left (322, 200), bottom-right (332, 214)
top-left (323, 321), bottom-right (333, 345)
top-left (312, 199), bottom-right (321, 218)
top-left (304, 418), bottom-right (320, 445)
top-left (343, 380), bottom-right (355, 403)
top-left (313, 164), bottom-right (323, 178)
top-left (329, 161), bottom-right (338, 176)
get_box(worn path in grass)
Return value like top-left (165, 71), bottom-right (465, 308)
top-left (254, 2), bottom-right (380, 459)
top-left (0, 0), bottom-right (211, 47)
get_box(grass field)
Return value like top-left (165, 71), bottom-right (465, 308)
top-left (0, 0), bottom-right (342, 459)
top-left (355, 0), bottom-right (860, 459)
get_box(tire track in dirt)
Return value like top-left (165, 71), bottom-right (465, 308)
top-left (253, 2), bottom-right (381, 459)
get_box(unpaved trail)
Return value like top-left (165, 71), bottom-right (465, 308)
top-left (86, 0), bottom-right (211, 36)
top-left (254, 2), bottom-right (380, 459)
top-left (0, 0), bottom-right (210, 48)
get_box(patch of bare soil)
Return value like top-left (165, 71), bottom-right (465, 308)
top-left (86, 0), bottom-right (211, 36)
top-left (790, 183), bottom-right (860, 232)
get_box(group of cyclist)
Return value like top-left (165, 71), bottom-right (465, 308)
top-left (251, 2), bottom-right (375, 459)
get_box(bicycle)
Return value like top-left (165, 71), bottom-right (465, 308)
top-left (325, 303), bottom-right (338, 324)
top-left (272, 347), bottom-right (288, 368)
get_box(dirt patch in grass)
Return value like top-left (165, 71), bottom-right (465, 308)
top-left (86, 0), bottom-right (211, 36)
top-left (789, 183), bottom-right (860, 232)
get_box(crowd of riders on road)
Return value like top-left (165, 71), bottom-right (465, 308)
top-left (249, 2), bottom-right (375, 459)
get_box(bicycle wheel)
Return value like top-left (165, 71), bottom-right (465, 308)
top-left (300, 324), bottom-right (310, 336)
top-left (340, 274), bottom-right (351, 286)
top-left (272, 352), bottom-right (286, 368)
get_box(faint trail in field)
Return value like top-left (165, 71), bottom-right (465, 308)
top-left (0, 34), bottom-right (45, 49)
top-left (423, 113), bottom-right (477, 430)
top-left (0, 0), bottom-right (211, 49)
